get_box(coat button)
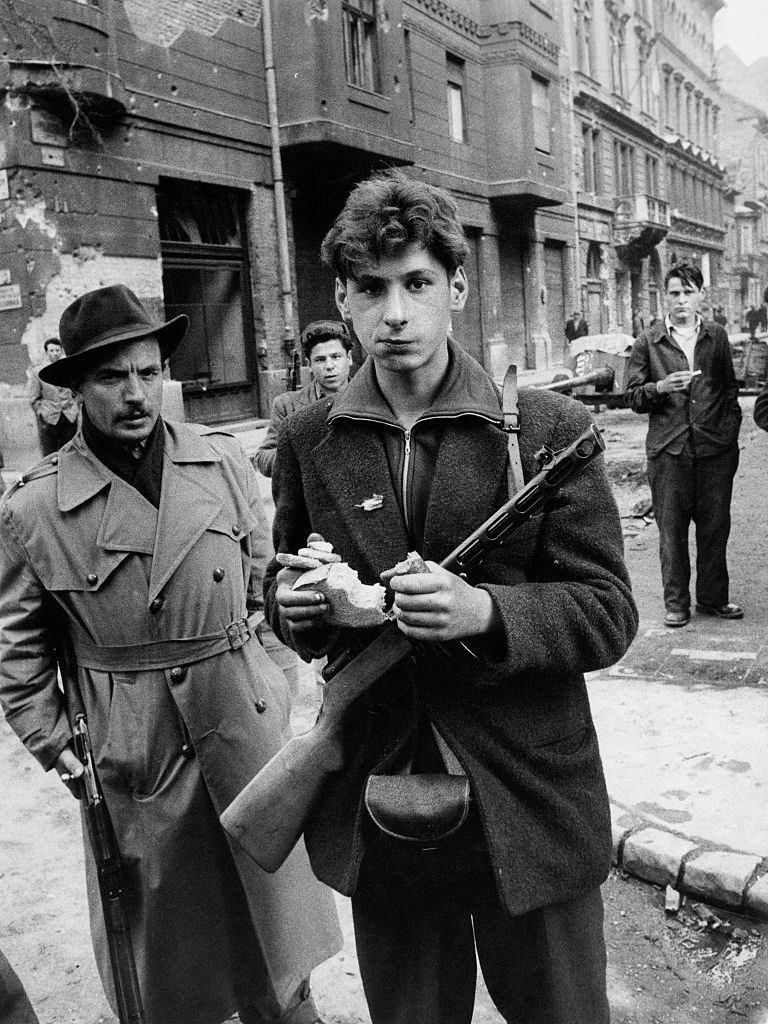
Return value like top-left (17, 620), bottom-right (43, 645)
top-left (150, 595), bottom-right (165, 613)
top-left (255, 699), bottom-right (267, 714)
top-left (50, 455), bottom-right (58, 465)
top-left (213, 567), bottom-right (225, 582)
top-left (169, 666), bottom-right (187, 682)
top-left (232, 524), bottom-right (241, 536)
top-left (86, 573), bottom-right (98, 587)
top-left (181, 742), bottom-right (195, 760)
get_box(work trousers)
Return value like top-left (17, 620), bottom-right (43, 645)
top-left (36, 416), bottom-right (77, 457)
top-left (351, 824), bottom-right (609, 1024)
top-left (647, 444), bottom-right (739, 613)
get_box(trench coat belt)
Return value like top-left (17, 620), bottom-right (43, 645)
top-left (71, 615), bottom-right (259, 673)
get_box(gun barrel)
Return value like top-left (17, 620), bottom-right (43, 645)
top-left (540, 367), bottom-right (614, 393)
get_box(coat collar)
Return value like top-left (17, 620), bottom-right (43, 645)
top-left (649, 318), bottom-right (715, 345)
top-left (57, 421), bottom-right (227, 601)
top-left (327, 336), bottom-right (502, 428)
top-left (57, 419), bottom-right (221, 511)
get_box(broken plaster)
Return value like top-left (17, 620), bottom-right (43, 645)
top-left (21, 254), bottom-right (163, 367)
top-left (122, 0), bottom-right (262, 49)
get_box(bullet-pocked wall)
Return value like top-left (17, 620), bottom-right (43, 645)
top-left (0, 0), bottom-right (285, 463)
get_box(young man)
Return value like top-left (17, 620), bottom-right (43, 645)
top-left (27, 337), bottom-right (80, 456)
top-left (264, 171), bottom-right (638, 1024)
top-left (626, 263), bottom-right (743, 627)
top-left (254, 320), bottom-right (352, 477)
top-left (0, 285), bottom-right (341, 1024)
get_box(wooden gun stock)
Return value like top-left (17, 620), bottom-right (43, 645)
top-left (221, 424), bottom-right (604, 872)
top-left (222, 624), bottom-right (412, 871)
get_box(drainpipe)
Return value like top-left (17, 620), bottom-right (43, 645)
top-left (262, 0), bottom-right (296, 354)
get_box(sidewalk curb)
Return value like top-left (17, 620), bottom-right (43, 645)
top-left (610, 802), bottom-right (768, 919)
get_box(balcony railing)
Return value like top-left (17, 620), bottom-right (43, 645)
top-left (614, 194), bottom-right (671, 228)
top-left (614, 194), bottom-right (670, 254)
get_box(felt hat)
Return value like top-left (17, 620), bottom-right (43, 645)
top-left (40, 284), bottom-right (188, 386)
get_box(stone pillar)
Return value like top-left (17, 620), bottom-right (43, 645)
top-left (478, 230), bottom-right (509, 381)
top-left (525, 232), bottom-right (553, 369)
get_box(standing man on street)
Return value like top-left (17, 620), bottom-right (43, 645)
top-left (265, 170), bottom-right (638, 1024)
top-left (27, 337), bottom-right (80, 456)
top-left (254, 320), bottom-right (352, 478)
top-left (626, 262), bottom-right (743, 627)
top-left (0, 285), bottom-right (341, 1024)
top-left (564, 308), bottom-right (589, 344)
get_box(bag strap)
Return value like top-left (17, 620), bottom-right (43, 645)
top-left (430, 723), bottom-right (465, 776)
top-left (501, 364), bottom-right (525, 497)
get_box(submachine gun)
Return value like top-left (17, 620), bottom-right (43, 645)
top-left (221, 423), bottom-right (606, 873)
top-left (58, 639), bottom-right (145, 1024)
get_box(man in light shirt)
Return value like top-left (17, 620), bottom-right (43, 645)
top-left (625, 262), bottom-right (743, 628)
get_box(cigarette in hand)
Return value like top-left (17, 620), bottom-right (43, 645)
top-left (690, 370), bottom-right (702, 376)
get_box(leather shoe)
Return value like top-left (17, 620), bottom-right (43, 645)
top-left (664, 609), bottom-right (690, 627)
top-left (696, 602), bottom-right (743, 620)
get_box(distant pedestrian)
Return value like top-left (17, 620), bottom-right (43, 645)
top-left (713, 306), bottom-right (728, 327)
top-left (564, 309), bottom-right (589, 344)
top-left (632, 312), bottom-right (645, 338)
top-left (746, 305), bottom-right (761, 339)
top-left (626, 262), bottom-right (743, 628)
top-left (254, 320), bottom-right (352, 478)
top-left (760, 303), bottom-right (767, 333)
top-left (0, 949), bottom-right (39, 1024)
top-left (27, 338), bottom-right (80, 456)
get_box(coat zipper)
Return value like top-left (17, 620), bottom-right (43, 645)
top-left (401, 428), bottom-right (412, 534)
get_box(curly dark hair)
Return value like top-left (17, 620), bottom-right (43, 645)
top-left (321, 169), bottom-right (468, 281)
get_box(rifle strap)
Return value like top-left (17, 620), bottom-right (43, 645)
top-left (501, 364), bottom-right (525, 496)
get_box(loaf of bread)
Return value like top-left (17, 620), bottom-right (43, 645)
top-left (289, 545), bottom-right (430, 628)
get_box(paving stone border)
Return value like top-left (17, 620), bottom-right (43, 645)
top-left (610, 802), bottom-right (768, 920)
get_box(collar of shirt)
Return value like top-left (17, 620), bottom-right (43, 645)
top-left (665, 314), bottom-right (701, 342)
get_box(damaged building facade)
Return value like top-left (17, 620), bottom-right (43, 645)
top-left (0, 0), bottom-right (749, 466)
top-left (0, 0), bottom-right (572, 465)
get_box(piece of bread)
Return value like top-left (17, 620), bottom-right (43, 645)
top-left (379, 550), bottom-right (430, 584)
top-left (292, 562), bottom-right (387, 628)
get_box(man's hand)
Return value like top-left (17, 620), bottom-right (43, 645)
top-left (276, 532), bottom-right (330, 635)
top-left (55, 747), bottom-right (84, 800)
top-left (387, 561), bottom-right (501, 642)
top-left (658, 369), bottom-right (699, 394)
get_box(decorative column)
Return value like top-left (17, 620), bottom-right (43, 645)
top-left (525, 231), bottom-right (554, 369)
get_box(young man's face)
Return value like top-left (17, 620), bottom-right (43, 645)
top-left (665, 276), bottom-right (704, 327)
top-left (45, 342), bottom-right (63, 363)
top-left (335, 242), bottom-right (467, 379)
top-left (308, 338), bottom-right (352, 395)
top-left (74, 337), bottom-right (164, 445)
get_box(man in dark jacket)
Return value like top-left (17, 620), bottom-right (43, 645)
top-left (626, 263), bottom-right (742, 627)
top-left (264, 170), bottom-right (638, 1024)
top-left (254, 320), bottom-right (352, 477)
top-left (564, 309), bottom-right (589, 343)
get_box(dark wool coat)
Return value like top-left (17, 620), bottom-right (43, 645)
top-left (265, 346), bottom-right (638, 918)
top-left (0, 422), bottom-right (341, 1024)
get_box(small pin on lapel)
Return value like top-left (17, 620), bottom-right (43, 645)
top-left (355, 493), bottom-right (384, 512)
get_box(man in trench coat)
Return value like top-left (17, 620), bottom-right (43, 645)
top-left (0, 285), bottom-right (341, 1024)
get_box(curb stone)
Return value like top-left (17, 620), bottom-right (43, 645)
top-left (609, 803), bottom-right (768, 920)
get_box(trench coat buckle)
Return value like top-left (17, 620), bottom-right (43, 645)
top-left (226, 617), bottom-right (252, 650)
